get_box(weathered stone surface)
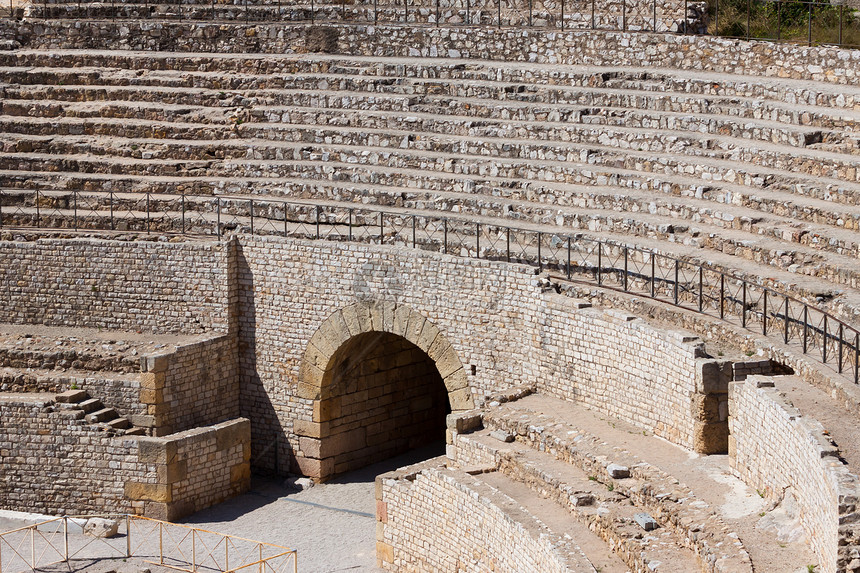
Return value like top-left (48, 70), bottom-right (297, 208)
top-left (606, 463), bottom-right (630, 479)
top-left (83, 518), bottom-right (119, 538)
top-left (633, 512), bottom-right (659, 531)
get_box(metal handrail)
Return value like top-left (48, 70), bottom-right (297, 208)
top-left (1, 188), bottom-right (857, 384)
top-left (0, 514), bottom-right (298, 573)
top-left (8, 0), bottom-right (860, 51)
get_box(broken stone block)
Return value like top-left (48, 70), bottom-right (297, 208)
top-left (607, 463), bottom-right (630, 479)
top-left (489, 429), bottom-right (514, 443)
top-left (83, 518), bottom-right (119, 538)
top-left (570, 493), bottom-right (594, 507)
top-left (284, 476), bottom-right (315, 491)
top-left (634, 512), bottom-right (659, 531)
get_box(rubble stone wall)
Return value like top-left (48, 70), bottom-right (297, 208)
top-left (3, 21), bottom-right (860, 85)
top-left (0, 394), bottom-right (250, 519)
top-left (0, 238), bottom-right (232, 334)
top-left (140, 335), bottom-right (241, 435)
top-left (729, 376), bottom-right (860, 573)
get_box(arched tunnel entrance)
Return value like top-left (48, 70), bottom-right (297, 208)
top-left (317, 332), bottom-right (450, 476)
top-left (293, 303), bottom-right (474, 481)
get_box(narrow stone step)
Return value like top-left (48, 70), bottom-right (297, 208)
top-left (124, 427), bottom-right (146, 436)
top-left (85, 407), bottom-right (117, 423)
top-left (55, 388), bottom-right (87, 403)
top-left (77, 398), bottom-right (104, 414)
top-left (106, 417), bottom-right (130, 430)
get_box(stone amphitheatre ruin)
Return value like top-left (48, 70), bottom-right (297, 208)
top-left (2, 0), bottom-right (860, 570)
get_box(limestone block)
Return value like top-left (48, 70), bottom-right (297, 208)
top-left (607, 464), bottom-right (630, 479)
top-left (489, 430), bottom-right (514, 443)
top-left (157, 460), bottom-right (188, 484)
top-left (443, 367), bottom-right (469, 392)
top-left (633, 512), bottom-right (659, 531)
top-left (376, 542), bottom-right (394, 564)
top-left (696, 359), bottom-right (732, 394)
top-left (215, 418), bottom-right (251, 451)
top-left (83, 518), bottom-right (119, 538)
top-left (293, 419), bottom-right (328, 438)
top-left (125, 482), bottom-right (172, 503)
top-left (448, 387), bottom-right (474, 411)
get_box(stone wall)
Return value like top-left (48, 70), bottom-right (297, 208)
top-left (0, 397), bottom-right (153, 515)
top-left (236, 236), bottom-right (716, 475)
top-left (140, 335), bottom-right (241, 435)
top-left (728, 376), bottom-right (860, 573)
top-left (0, 238), bottom-right (232, 334)
top-left (376, 463), bottom-right (586, 571)
top-left (4, 21), bottom-right (860, 85)
top-left (0, 395), bottom-right (250, 519)
top-left (130, 419), bottom-right (251, 520)
top-left (533, 300), bottom-right (708, 450)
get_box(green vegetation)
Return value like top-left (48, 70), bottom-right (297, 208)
top-left (709, 0), bottom-right (860, 48)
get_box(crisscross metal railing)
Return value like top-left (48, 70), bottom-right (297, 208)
top-left (0, 515), bottom-right (297, 573)
top-left (0, 187), bottom-right (857, 384)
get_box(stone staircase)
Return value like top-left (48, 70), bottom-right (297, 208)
top-left (2, 52), bottom-right (860, 324)
top-left (444, 392), bottom-right (817, 572)
top-left (54, 388), bottom-right (144, 435)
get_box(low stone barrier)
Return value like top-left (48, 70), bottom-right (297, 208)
top-left (729, 375), bottom-right (860, 573)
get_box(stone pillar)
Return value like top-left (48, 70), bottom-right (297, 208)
top-left (693, 359), bottom-right (732, 454)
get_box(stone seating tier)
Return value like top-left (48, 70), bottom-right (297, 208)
top-left (1, 52), bottom-right (860, 324)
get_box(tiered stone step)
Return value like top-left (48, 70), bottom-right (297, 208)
top-left (54, 388), bottom-right (143, 435)
top-left (452, 392), bottom-right (817, 572)
top-left (3, 53), bottom-right (860, 321)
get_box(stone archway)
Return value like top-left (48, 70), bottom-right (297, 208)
top-left (293, 302), bottom-right (474, 480)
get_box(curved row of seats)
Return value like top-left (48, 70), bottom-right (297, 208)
top-left (1, 50), bottom-right (859, 325)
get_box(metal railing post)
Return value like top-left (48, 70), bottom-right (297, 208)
top-left (126, 516), bottom-right (131, 558)
top-left (181, 194), bottom-right (186, 234)
top-left (650, 254), bottom-right (655, 297)
top-left (0, 189), bottom-right (3, 229)
top-left (808, 2), bottom-right (813, 47)
top-left (475, 222), bottom-right (480, 257)
top-left (36, 189), bottom-right (40, 228)
top-left (803, 305), bottom-right (808, 353)
top-left (506, 227), bottom-right (511, 262)
top-left (443, 219), bottom-right (448, 254)
top-left (784, 296), bottom-right (790, 344)
top-left (348, 209), bottom-right (353, 241)
top-left (567, 236), bottom-right (572, 280)
top-left (146, 192), bottom-right (151, 234)
top-left (741, 282), bottom-right (747, 328)
top-left (216, 199), bottom-right (221, 238)
top-left (192, 529), bottom-right (196, 572)
top-left (316, 205), bottom-right (321, 239)
top-left (652, 0), bottom-right (656, 31)
top-left (698, 266), bottom-right (703, 312)
top-left (249, 200), bottom-right (254, 235)
top-left (561, 0), bottom-right (564, 29)
top-left (64, 517), bottom-right (69, 562)
top-left (528, 0), bottom-right (532, 25)
top-left (839, 324), bottom-right (844, 374)
top-left (73, 190), bottom-right (77, 230)
top-left (412, 215), bottom-right (416, 248)
top-left (110, 191), bottom-right (114, 230)
top-left (497, 0), bottom-right (501, 28)
top-left (746, 0), bottom-right (750, 40)
top-left (596, 241), bottom-right (602, 285)
top-left (673, 259), bottom-right (679, 305)
top-left (854, 332), bottom-right (859, 385)
top-left (623, 247), bottom-right (628, 291)
top-left (466, 0), bottom-right (470, 25)
top-left (762, 289), bottom-right (768, 336)
top-left (435, 0), bottom-right (439, 25)
top-left (379, 211), bottom-right (383, 243)
top-left (823, 315), bottom-right (829, 363)
top-left (719, 274), bottom-right (725, 319)
top-left (403, 0), bottom-right (407, 24)
top-left (537, 232), bottom-right (542, 271)
top-left (374, 0), bottom-right (378, 24)
top-left (159, 523), bottom-right (164, 565)
top-left (591, 0), bottom-right (595, 28)
top-left (685, 0), bottom-right (689, 34)
top-left (31, 526), bottom-right (35, 570)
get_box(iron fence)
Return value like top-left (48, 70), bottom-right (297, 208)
top-left (1, 188), bottom-right (857, 383)
top-left (3, 0), bottom-right (859, 49)
top-left (0, 515), bottom-right (298, 573)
